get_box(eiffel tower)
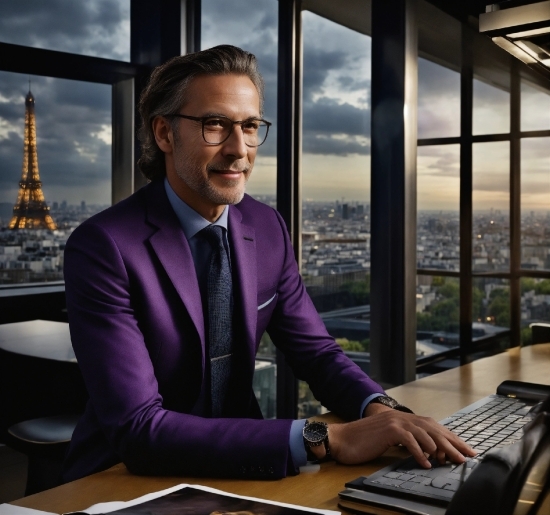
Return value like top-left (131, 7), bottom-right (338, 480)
top-left (9, 87), bottom-right (57, 230)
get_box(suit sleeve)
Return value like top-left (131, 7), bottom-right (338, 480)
top-left (64, 221), bottom-right (294, 479)
top-left (266, 210), bottom-right (385, 421)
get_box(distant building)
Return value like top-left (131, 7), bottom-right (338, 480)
top-left (342, 203), bottom-right (349, 220)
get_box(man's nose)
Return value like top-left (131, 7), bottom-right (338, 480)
top-left (221, 124), bottom-right (248, 159)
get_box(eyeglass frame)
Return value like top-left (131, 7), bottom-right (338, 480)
top-left (166, 113), bottom-right (272, 147)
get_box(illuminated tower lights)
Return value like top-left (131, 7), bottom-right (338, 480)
top-left (8, 87), bottom-right (57, 230)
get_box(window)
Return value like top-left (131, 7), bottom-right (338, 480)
top-left (521, 80), bottom-right (550, 132)
top-left (473, 78), bottom-right (510, 135)
top-left (300, 10), bottom-right (371, 417)
top-left (472, 142), bottom-right (510, 273)
top-left (521, 138), bottom-right (550, 271)
top-left (418, 58), bottom-right (460, 139)
top-left (0, 72), bottom-right (111, 285)
top-left (0, 1), bottom-right (130, 61)
top-left (417, 145), bottom-right (460, 271)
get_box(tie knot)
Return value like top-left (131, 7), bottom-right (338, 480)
top-left (201, 224), bottom-right (224, 248)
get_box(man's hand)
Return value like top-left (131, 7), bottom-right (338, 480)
top-left (328, 408), bottom-right (477, 468)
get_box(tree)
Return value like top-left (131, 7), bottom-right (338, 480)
top-left (487, 288), bottom-right (510, 327)
top-left (335, 337), bottom-right (366, 352)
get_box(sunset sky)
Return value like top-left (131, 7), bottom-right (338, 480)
top-left (0, 0), bottom-right (548, 212)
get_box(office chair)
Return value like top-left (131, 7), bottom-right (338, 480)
top-left (530, 323), bottom-right (550, 346)
top-left (7, 413), bottom-right (80, 495)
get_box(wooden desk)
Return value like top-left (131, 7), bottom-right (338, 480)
top-left (10, 343), bottom-right (550, 514)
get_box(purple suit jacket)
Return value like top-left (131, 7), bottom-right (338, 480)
top-left (62, 180), bottom-right (384, 482)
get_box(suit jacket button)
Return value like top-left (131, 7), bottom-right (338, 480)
top-left (240, 466), bottom-right (247, 475)
top-left (268, 467), bottom-right (274, 475)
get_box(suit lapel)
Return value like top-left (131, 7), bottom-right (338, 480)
top-left (145, 182), bottom-right (206, 356)
top-left (228, 205), bottom-right (257, 370)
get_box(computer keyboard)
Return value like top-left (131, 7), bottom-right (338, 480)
top-left (441, 395), bottom-right (531, 455)
top-left (348, 395), bottom-right (535, 505)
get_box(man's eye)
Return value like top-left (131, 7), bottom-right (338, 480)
top-left (242, 121), bottom-right (260, 132)
top-left (204, 118), bottom-right (227, 129)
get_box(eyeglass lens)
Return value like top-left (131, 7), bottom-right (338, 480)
top-left (202, 117), bottom-right (268, 146)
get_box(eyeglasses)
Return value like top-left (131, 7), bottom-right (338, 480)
top-left (168, 114), bottom-right (271, 147)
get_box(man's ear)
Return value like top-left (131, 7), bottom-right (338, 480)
top-left (152, 116), bottom-right (174, 154)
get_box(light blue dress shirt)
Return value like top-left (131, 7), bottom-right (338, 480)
top-left (164, 178), bottom-right (383, 470)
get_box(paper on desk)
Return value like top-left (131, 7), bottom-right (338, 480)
top-left (69, 483), bottom-right (340, 514)
top-left (0, 505), bottom-right (55, 515)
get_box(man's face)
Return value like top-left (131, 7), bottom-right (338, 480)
top-left (164, 73), bottom-right (260, 220)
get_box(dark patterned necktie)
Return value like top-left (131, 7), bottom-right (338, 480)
top-left (201, 225), bottom-right (233, 418)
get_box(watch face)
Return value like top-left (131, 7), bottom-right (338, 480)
top-left (376, 396), bottom-right (399, 409)
top-left (304, 422), bottom-right (327, 444)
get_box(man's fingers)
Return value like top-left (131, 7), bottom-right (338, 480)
top-left (422, 422), bottom-right (476, 463)
top-left (398, 430), bottom-right (432, 468)
top-left (438, 426), bottom-right (478, 458)
top-left (402, 415), bottom-right (476, 465)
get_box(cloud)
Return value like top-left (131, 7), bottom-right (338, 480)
top-left (0, 0), bottom-right (130, 61)
top-left (418, 58), bottom-right (460, 139)
top-left (417, 145), bottom-right (460, 178)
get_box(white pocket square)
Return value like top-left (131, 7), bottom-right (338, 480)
top-left (258, 293), bottom-right (277, 310)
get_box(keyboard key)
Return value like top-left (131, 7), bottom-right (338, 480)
top-left (373, 477), bottom-right (404, 487)
top-left (397, 474), bottom-right (415, 481)
top-left (410, 483), bottom-right (455, 499)
top-left (431, 476), bottom-right (461, 491)
top-left (409, 476), bottom-right (428, 483)
top-left (399, 481), bottom-right (417, 490)
top-left (383, 472), bottom-right (402, 479)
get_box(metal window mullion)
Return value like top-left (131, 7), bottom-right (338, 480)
top-left (275, 0), bottom-right (301, 419)
top-left (184, 0), bottom-right (201, 54)
top-left (510, 59), bottom-right (521, 347)
top-left (459, 24), bottom-right (473, 365)
top-left (112, 79), bottom-right (135, 205)
top-left (370, 0), bottom-right (418, 387)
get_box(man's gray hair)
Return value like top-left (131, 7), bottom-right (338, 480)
top-left (137, 44), bottom-right (265, 181)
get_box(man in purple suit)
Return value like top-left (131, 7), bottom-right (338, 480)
top-left (62, 45), bottom-right (473, 483)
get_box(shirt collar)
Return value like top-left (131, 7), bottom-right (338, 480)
top-left (164, 177), bottom-right (228, 240)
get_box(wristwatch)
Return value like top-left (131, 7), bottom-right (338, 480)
top-left (303, 420), bottom-right (330, 460)
top-left (369, 395), bottom-right (414, 414)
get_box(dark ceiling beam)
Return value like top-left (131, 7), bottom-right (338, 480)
top-left (426, 0), bottom-right (490, 22)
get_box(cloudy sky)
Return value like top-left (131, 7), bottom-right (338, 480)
top-left (0, 0), bottom-right (548, 212)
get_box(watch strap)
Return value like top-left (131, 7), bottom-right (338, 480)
top-left (370, 395), bottom-right (414, 414)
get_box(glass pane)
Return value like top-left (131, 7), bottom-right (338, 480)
top-left (0, 1), bottom-right (130, 61)
top-left (202, 0), bottom-right (277, 202)
top-left (0, 72), bottom-right (111, 284)
top-left (416, 275), bottom-right (459, 372)
top-left (521, 278), bottom-right (550, 345)
top-left (473, 79), bottom-right (510, 135)
top-left (417, 145), bottom-right (460, 271)
top-left (473, 277), bottom-right (510, 333)
top-left (418, 58), bottom-right (460, 139)
top-left (472, 142), bottom-right (510, 273)
top-left (300, 11), bottom-right (371, 418)
top-left (521, 138), bottom-right (550, 271)
top-left (521, 80), bottom-right (550, 132)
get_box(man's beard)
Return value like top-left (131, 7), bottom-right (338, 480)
top-left (173, 143), bottom-right (252, 206)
